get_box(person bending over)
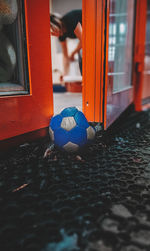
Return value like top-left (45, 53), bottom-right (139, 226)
top-left (50, 9), bottom-right (82, 78)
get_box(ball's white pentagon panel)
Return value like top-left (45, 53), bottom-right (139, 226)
top-left (49, 127), bottom-right (54, 141)
top-left (61, 117), bottom-right (76, 131)
top-left (63, 142), bottom-right (79, 152)
top-left (86, 126), bottom-right (95, 140)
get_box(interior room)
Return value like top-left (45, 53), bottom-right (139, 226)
top-left (50, 0), bottom-right (82, 114)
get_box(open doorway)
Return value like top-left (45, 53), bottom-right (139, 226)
top-left (49, 0), bottom-right (82, 114)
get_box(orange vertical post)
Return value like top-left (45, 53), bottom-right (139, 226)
top-left (82, 0), bottom-right (107, 123)
top-left (82, 0), bottom-right (97, 121)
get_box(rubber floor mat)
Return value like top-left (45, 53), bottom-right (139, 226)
top-left (0, 110), bottom-right (150, 251)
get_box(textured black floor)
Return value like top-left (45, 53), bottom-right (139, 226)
top-left (0, 110), bottom-right (150, 251)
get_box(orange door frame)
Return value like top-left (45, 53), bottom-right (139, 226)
top-left (0, 0), bottom-right (53, 142)
top-left (82, 0), bottom-right (107, 123)
top-left (133, 0), bottom-right (147, 111)
top-left (1, 0), bottom-right (145, 146)
top-left (83, 0), bottom-right (148, 127)
top-left (102, 0), bottom-right (147, 128)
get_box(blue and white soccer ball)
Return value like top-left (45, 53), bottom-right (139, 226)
top-left (49, 107), bottom-right (96, 153)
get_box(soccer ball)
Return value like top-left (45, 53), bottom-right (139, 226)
top-left (49, 107), bottom-right (95, 153)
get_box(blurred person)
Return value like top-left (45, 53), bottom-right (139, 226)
top-left (50, 9), bottom-right (82, 80)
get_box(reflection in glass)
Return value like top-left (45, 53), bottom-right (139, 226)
top-left (0, 0), bottom-right (29, 94)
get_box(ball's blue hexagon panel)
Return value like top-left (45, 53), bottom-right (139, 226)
top-left (74, 111), bottom-right (89, 129)
top-left (61, 107), bottom-right (78, 117)
top-left (69, 126), bottom-right (87, 146)
top-left (54, 127), bottom-right (69, 147)
top-left (50, 114), bottom-right (62, 131)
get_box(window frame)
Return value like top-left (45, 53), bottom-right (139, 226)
top-left (0, 0), bottom-right (53, 141)
top-left (0, 0), bottom-right (29, 94)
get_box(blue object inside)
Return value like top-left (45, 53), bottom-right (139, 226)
top-left (53, 84), bottom-right (66, 93)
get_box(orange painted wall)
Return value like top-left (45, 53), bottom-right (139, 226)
top-left (0, 0), bottom-right (53, 141)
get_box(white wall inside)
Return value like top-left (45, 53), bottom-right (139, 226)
top-left (51, 0), bottom-right (82, 16)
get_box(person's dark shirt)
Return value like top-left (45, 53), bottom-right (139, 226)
top-left (59, 9), bottom-right (82, 42)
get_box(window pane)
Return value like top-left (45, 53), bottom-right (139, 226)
top-left (145, 1), bottom-right (150, 58)
top-left (108, 0), bottom-right (135, 93)
top-left (143, 0), bottom-right (150, 99)
top-left (0, 0), bottom-right (29, 94)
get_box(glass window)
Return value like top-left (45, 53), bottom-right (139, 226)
top-left (0, 0), bottom-right (29, 95)
top-left (145, 1), bottom-right (150, 58)
top-left (108, 0), bottom-right (135, 93)
top-left (142, 0), bottom-right (150, 100)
